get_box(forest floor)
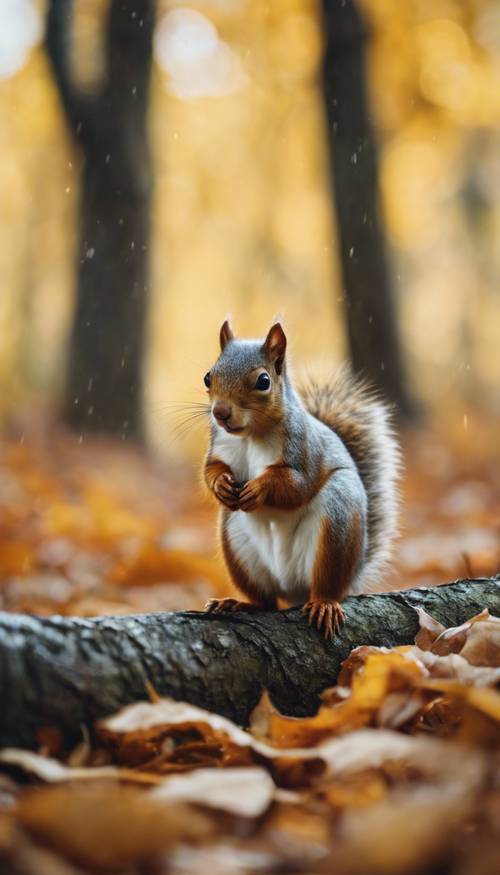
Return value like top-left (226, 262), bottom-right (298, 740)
top-left (0, 411), bottom-right (498, 618)
top-left (0, 411), bottom-right (499, 875)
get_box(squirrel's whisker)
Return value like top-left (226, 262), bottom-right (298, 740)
top-left (149, 401), bottom-right (211, 419)
top-left (170, 411), bottom-right (209, 434)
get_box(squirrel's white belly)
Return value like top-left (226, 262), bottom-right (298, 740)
top-left (215, 432), bottom-right (323, 601)
top-left (225, 499), bottom-right (324, 602)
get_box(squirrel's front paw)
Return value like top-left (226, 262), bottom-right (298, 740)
top-left (238, 478), bottom-right (267, 512)
top-left (301, 599), bottom-right (346, 640)
top-left (214, 472), bottom-right (241, 510)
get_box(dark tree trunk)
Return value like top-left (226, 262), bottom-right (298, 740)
top-left (0, 577), bottom-right (498, 748)
top-left (45, 0), bottom-right (156, 440)
top-left (322, 0), bottom-right (416, 420)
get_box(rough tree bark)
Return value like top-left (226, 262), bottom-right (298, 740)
top-left (0, 578), bottom-right (498, 748)
top-left (45, 0), bottom-right (156, 439)
top-left (322, 0), bottom-right (416, 420)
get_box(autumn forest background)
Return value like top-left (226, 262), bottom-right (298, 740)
top-left (0, 0), bottom-right (498, 615)
top-left (0, 2), bottom-right (499, 873)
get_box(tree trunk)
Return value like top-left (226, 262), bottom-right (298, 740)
top-left (45, 0), bottom-right (156, 440)
top-left (0, 577), bottom-right (498, 749)
top-left (321, 0), bottom-right (416, 420)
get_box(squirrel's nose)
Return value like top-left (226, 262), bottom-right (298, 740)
top-left (213, 402), bottom-right (232, 422)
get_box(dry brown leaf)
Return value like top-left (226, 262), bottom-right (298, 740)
top-left (1, 833), bottom-right (89, 875)
top-left (151, 766), bottom-right (275, 816)
top-left (336, 783), bottom-right (475, 875)
top-left (264, 803), bottom-right (333, 859)
top-left (410, 648), bottom-right (500, 687)
top-left (249, 651), bottom-right (426, 750)
top-left (418, 679), bottom-right (500, 743)
top-left (16, 782), bottom-right (212, 871)
top-left (376, 690), bottom-right (426, 729)
top-left (98, 699), bottom-right (257, 770)
top-left (322, 770), bottom-right (387, 810)
top-left (314, 729), bottom-right (453, 776)
top-left (36, 726), bottom-right (64, 759)
top-left (431, 609), bottom-right (491, 656)
top-left (414, 607), bottom-right (446, 650)
top-left (101, 698), bottom-right (253, 743)
top-left (250, 692), bottom-right (367, 749)
top-left (460, 614), bottom-right (500, 666)
top-left (0, 749), bottom-right (160, 785)
top-left (336, 644), bottom-right (393, 687)
top-left (98, 697), bottom-right (469, 779)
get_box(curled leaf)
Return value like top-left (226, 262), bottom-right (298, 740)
top-left (152, 766), bottom-right (275, 816)
top-left (415, 607), bottom-right (446, 650)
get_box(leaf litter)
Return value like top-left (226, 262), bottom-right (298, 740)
top-left (0, 425), bottom-right (499, 872)
top-left (0, 607), bottom-right (499, 874)
top-left (0, 421), bottom-right (499, 615)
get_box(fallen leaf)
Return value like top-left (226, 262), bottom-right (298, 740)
top-left (415, 607), bottom-right (446, 650)
top-left (16, 783), bottom-right (211, 871)
top-left (409, 648), bottom-right (500, 686)
top-left (337, 783), bottom-right (475, 875)
top-left (0, 749), bottom-right (160, 785)
top-left (460, 614), bottom-right (500, 666)
top-left (99, 699), bottom-right (257, 770)
top-left (431, 609), bottom-right (491, 656)
top-left (376, 690), bottom-right (425, 729)
top-left (152, 766), bottom-right (275, 816)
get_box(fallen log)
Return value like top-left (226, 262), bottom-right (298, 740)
top-left (1, 576), bottom-right (498, 748)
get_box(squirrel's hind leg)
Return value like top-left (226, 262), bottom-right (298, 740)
top-left (302, 512), bottom-right (363, 639)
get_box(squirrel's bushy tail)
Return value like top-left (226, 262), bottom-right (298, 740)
top-left (300, 367), bottom-right (401, 590)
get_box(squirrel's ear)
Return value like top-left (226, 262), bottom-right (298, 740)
top-left (264, 323), bottom-right (287, 375)
top-left (219, 320), bottom-right (235, 351)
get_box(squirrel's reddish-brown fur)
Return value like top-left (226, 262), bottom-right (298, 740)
top-left (203, 323), bottom-right (400, 638)
top-left (300, 366), bottom-right (400, 589)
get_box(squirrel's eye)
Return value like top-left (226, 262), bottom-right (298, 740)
top-left (204, 372), bottom-right (211, 389)
top-left (255, 372), bottom-right (271, 391)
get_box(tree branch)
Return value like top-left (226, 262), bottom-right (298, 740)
top-left (1, 577), bottom-right (498, 749)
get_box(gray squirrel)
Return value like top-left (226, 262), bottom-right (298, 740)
top-left (203, 321), bottom-right (400, 638)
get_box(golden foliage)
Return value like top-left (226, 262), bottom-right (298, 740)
top-left (0, 0), bottom-right (499, 452)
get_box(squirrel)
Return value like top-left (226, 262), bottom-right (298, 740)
top-left (203, 321), bottom-right (400, 639)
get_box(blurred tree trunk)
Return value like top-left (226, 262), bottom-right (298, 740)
top-left (321, 0), bottom-right (416, 420)
top-left (46, 1), bottom-right (156, 440)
